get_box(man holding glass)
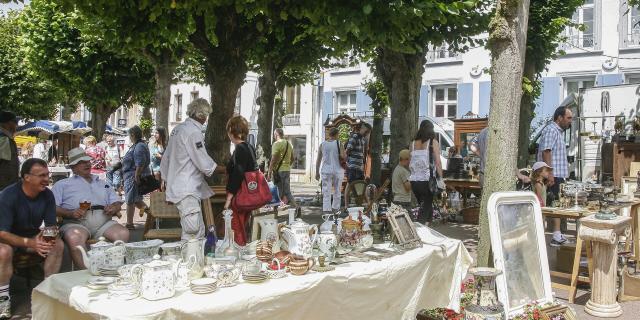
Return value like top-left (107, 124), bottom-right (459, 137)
top-left (52, 148), bottom-right (129, 269)
top-left (0, 158), bottom-right (64, 319)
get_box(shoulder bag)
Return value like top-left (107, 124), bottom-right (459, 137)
top-left (272, 141), bottom-right (288, 184)
top-left (233, 143), bottom-right (273, 211)
top-left (428, 139), bottom-right (440, 194)
top-left (133, 142), bottom-right (160, 195)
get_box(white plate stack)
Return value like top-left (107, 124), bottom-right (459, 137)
top-left (242, 271), bottom-right (269, 284)
top-left (190, 278), bottom-right (218, 294)
top-left (87, 276), bottom-right (115, 290)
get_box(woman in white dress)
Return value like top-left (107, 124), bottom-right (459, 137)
top-left (315, 128), bottom-right (346, 213)
top-left (408, 120), bottom-right (444, 224)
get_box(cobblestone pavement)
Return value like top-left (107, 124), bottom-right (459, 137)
top-left (9, 182), bottom-right (640, 319)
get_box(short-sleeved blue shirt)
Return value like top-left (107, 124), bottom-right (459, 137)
top-left (0, 182), bottom-right (57, 238)
top-left (122, 141), bottom-right (151, 175)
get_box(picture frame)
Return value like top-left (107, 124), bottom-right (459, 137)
top-left (387, 203), bottom-right (422, 249)
top-left (487, 191), bottom-right (554, 318)
top-left (540, 304), bottom-right (577, 320)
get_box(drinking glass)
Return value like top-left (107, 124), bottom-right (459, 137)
top-left (79, 200), bottom-right (91, 221)
top-left (42, 226), bottom-right (59, 243)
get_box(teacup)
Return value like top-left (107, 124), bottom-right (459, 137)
top-left (288, 257), bottom-right (315, 276)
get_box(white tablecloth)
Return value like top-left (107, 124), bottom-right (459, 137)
top-left (32, 226), bottom-right (472, 320)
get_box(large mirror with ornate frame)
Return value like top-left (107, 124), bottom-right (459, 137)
top-left (488, 191), bottom-right (553, 318)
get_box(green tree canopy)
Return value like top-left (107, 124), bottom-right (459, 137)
top-left (299, 0), bottom-right (491, 165)
top-left (0, 9), bottom-right (62, 120)
top-left (20, 0), bottom-right (155, 139)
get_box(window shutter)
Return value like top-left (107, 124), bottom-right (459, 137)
top-left (419, 85), bottom-right (429, 117)
top-left (478, 81), bottom-right (491, 118)
top-left (456, 83), bottom-right (473, 118)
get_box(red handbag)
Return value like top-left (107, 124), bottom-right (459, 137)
top-left (232, 144), bottom-right (273, 211)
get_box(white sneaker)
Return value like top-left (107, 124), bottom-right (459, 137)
top-left (0, 296), bottom-right (11, 319)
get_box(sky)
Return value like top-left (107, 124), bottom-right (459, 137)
top-left (0, 0), bottom-right (28, 16)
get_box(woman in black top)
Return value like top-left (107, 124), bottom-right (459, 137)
top-left (224, 116), bottom-right (256, 246)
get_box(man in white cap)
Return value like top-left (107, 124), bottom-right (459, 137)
top-left (52, 147), bottom-right (129, 269)
top-left (161, 98), bottom-right (221, 240)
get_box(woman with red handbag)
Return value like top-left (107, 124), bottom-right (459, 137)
top-left (224, 116), bottom-right (271, 246)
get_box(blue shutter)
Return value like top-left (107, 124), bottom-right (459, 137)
top-left (456, 83), bottom-right (473, 118)
top-left (478, 81), bottom-right (491, 118)
top-left (595, 74), bottom-right (624, 86)
top-left (541, 77), bottom-right (561, 119)
top-left (419, 85), bottom-right (429, 117)
top-left (323, 91), bottom-right (333, 122)
top-left (356, 90), bottom-right (372, 112)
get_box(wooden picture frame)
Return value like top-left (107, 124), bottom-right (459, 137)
top-left (487, 191), bottom-right (554, 318)
top-left (387, 204), bottom-right (422, 249)
top-left (540, 304), bottom-right (577, 320)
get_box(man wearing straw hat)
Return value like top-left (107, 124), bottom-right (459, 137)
top-left (52, 147), bottom-right (129, 269)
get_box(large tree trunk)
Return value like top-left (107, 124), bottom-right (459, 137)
top-left (189, 12), bottom-right (251, 164)
top-left (370, 109), bottom-right (384, 186)
top-left (477, 0), bottom-right (531, 267)
top-left (89, 103), bottom-right (117, 142)
top-left (257, 65), bottom-right (277, 161)
top-left (153, 49), bottom-right (175, 131)
top-left (374, 47), bottom-right (425, 167)
top-left (517, 61), bottom-right (536, 168)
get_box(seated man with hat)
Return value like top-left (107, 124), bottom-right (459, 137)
top-left (0, 158), bottom-right (65, 319)
top-left (52, 148), bottom-right (129, 269)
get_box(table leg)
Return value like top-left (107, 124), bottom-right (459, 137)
top-left (584, 240), bottom-right (623, 318)
top-left (633, 204), bottom-right (640, 261)
top-left (568, 236), bottom-right (583, 304)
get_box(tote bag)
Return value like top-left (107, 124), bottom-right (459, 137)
top-left (232, 143), bottom-right (272, 211)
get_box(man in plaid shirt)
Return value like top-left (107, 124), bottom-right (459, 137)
top-left (345, 123), bottom-right (370, 183)
top-left (537, 106), bottom-right (573, 246)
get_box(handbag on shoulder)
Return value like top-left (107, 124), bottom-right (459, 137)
top-left (233, 143), bottom-right (272, 211)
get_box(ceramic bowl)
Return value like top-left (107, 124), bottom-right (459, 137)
top-left (124, 239), bottom-right (163, 263)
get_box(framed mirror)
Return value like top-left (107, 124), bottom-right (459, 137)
top-left (488, 191), bottom-right (553, 318)
top-left (387, 203), bottom-right (422, 249)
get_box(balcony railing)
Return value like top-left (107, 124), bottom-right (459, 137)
top-left (282, 114), bottom-right (300, 126)
top-left (626, 30), bottom-right (640, 47)
top-left (559, 33), bottom-right (594, 51)
top-left (426, 48), bottom-right (460, 63)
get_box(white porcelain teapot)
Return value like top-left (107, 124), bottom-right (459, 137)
top-left (76, 237), bottom-right (126, 275)
top-left (131, 255), bottom-right (176, 301)
top-left (280, 219), bottom-right (318, 259)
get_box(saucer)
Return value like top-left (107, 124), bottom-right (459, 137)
top-left (88, 276), bottom-right (116, 286)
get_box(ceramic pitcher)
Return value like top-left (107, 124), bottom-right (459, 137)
top-left (280, 219), bottom-right (318, 259)
top-left (317, 231), bottom-right (338, 262)
top-left (258, 218), bottom-right (279, 243)
top-left (181, 238), bottom-right (205, 280)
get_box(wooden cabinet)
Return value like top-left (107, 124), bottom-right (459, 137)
top-left (601, 142), bottom-right (640, 187)
top-left (452, 117), bottom-right (488, 154)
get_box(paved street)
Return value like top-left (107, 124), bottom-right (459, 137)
top-left (7, 182), bottom-right (640, 319)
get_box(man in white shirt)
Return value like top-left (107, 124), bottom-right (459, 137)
top-left (161, 98), bottom-right (221, 240)
top-left (32, 139), bottom-right (47, 160)
top-left (52, 148), bottom-right (129, 269)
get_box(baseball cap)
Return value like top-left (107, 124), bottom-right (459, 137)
top-left (532, 161), bottom-right (553, 171)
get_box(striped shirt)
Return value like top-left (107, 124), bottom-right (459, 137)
top-left (537, 122), bottom-right (568, 178)
top-left (346, 133), bottom-right (365, 172)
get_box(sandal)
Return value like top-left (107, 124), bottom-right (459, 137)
top-left (126, 223), bottom-right (136, 230)
top-left (139, 206), bottom-right (150, 218)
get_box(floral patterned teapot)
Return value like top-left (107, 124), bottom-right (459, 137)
top-left (131, 255), bottom-right (176, 301)
top-left (77, 237), bottom-right (126, 275)
top-left (279, 219), bottom-right (318, 259)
